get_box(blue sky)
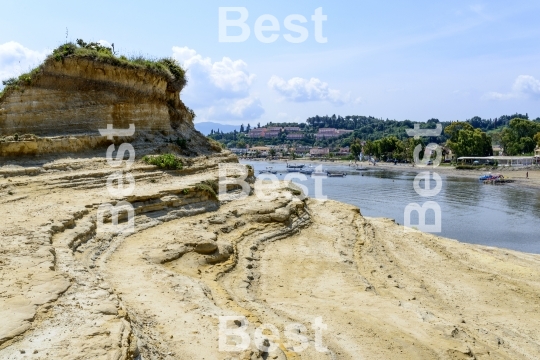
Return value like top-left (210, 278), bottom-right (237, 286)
top-left (1, 0), bottom-right (540, 126)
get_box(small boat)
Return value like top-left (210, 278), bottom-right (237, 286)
top-left (312, 170), bottom-right (328, 176)
top-left (355, 166), bottom-right (369, 171)
top-left (479, 173), bottom-right (492, 181)
top-left (286, 163), bottom-right (305, 169)
top-left (327, 172), bottom-right (346, 177)
top-left (259, 167), bottom-right (277, 175)
top-left (479, 173), bottom-right (502, 181)
top-left (299, 165), bottom-right (314, 175)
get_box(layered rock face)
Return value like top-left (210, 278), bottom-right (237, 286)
top-left (1, 157), bottom-right (540, 359)
top-left (0, 57), bottom-right (191, 137)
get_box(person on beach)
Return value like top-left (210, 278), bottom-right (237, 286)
top-left (526, 171), bottom-right (528, 179)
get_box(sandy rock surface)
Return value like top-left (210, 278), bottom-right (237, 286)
top-left (0, 154), bottom-right (539, 359)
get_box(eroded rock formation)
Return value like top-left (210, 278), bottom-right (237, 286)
top-left (1, 156), bottom-right (540, 359)
top-left (0, 50), bottom-right (214, 159)
top-left (0, 57), bottom-right (190, 136)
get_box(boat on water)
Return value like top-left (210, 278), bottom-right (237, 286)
top-left (299, 165), bottom-right (315, 175)
top-left (355, 166), bottom-right (369, 171)
top-left (480, 173), bottom-right (511, 184)
top-left (259, 167), bottom-right (277, 175)
top-left (286, 163), bottom-right (305, 169)
top-left (479, 173), bottom-right (502, 181)
top-left (327, 172), bottom-right (346, 177)
top-left (312, 170), bottom-right (328, 176)
top-left (286, 163), bottom-right (305, 172)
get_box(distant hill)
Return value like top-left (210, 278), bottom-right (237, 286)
top-left (194, 122), bottom-right (240, 135)
top-left (207, 113), bottom-right (534, 149)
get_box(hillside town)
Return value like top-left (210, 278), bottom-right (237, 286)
top-left (210, 115), bottom-right (540, 165)
top-left (231, 127), bottom-right (355, 159)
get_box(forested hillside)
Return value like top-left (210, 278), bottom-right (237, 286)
top-left (209, 113), bottom-right (536, 150)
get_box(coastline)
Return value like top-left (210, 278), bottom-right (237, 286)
top-left (2, 154), bottom-right (540, 358)
top-left (245, 158), bottom-right (540, 190)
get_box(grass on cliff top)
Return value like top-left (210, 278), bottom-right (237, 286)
top-left (1, 39), bottom-right (186, 99)
top-left (193, 181), bottom-right (218, 200)
top-left (207, 138), bottom-right (223, 153)
top-left (142, 153), bottom-right (183, 170)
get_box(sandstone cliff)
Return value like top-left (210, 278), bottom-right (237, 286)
top-left (0, 48), bottom-right (190, 136)
top-left (0, 43), bottom-right (215, 158)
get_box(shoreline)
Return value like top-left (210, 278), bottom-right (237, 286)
top-left (243, 158), bottom-right (540, 190)
top-left (2, 153), bottom-right (540, 358)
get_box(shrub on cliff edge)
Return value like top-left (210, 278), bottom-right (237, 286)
top-left (0, 39), bottom-right (187, 96)
top-left (142, 154), bottom-right (183, 170)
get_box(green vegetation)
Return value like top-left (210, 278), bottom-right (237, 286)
top-left (350, 139), bottom-right (362, 160)
top-left (200, 179), bottom-right (219, 194)
top-left (209, 114), bottom-right (535, 153)
top-left (142, 154), bottom-right (183, 170)
top-left (1, 39), bottom-right (186, 98)
top-left (207, 138), bottom-right (223, 152)
top-left (444, 122), bottom-right (493, 158)
top-left (361, 137), bottom-right (426, 162)
top-left (1, 67), bottom-right (42, 98)
top-left (535, 132), bottom-right (540, 148)
top-left (194, 182), bottom-right (218, 200)
top-left (500, 118), bottom-right (540, 155)
top-left (210, 113), bottom-right (540, 164)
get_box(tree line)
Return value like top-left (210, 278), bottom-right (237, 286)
top-left (208, 114), bottom-right (540, 159)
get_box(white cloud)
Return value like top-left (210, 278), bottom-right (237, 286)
top-left (512, 75), bottom-right (540, 98)
top-left (171, 46), bottom-right (262, 121)
top-left (172, 46), bottom-right (256, 103)
top-left (268, 76), bottom-right (350, 104)
top-left (207, 97), bottom-right (264, 121)
top-left (0, 41), bottom-right (48, 87)
top-left (484, 75), bottom-right (540, 101)
top-left (97, 40), bottom-right (112, 48)
top-left (483, 91), bottom-right (517, 101)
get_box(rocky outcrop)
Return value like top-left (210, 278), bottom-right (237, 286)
top-left (0, 56), bottom-right (191, 137)
top-left (1, 155), bottom-right (540, 359)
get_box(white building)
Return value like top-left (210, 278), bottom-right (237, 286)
top-left (458, 156), bottom-right (536, 167)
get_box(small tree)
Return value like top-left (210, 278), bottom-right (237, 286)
top-left (534, 132), bottom-right (540, 147)
top-left (350, 138), bottom-right (362, 160)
